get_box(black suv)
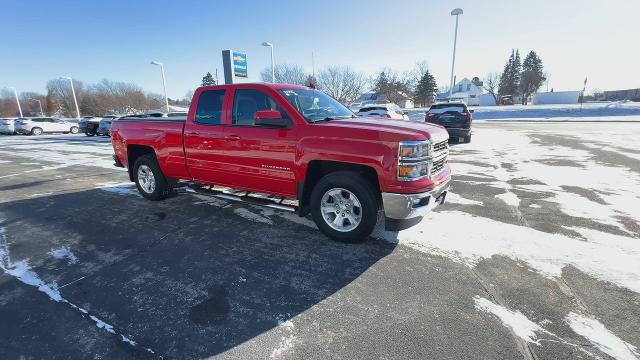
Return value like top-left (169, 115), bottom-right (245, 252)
top-left (425, 102), bottom-right (473, 143)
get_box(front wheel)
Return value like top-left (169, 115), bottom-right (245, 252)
top-left (85, 131), bottom-right (95, 136)
top-left (310, 171), bottom-right (379, 242)
top-left (30, 127), bottom-right (43, 136)
top-left (464, 135), bottom-right (471, 143)
top-left (133, 154), bottom-right (172, 201)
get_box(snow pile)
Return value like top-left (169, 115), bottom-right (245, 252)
top-left (49, 246), bottom-right (78, 265)
top-left (565, 313), bottom-right (639, 360)
top-left (474, 296), bottom-right (545, 344)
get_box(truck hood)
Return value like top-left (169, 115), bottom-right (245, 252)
top-left (318, 116), bottom-right (449, 142)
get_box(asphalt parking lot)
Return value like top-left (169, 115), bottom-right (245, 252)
top-left (1, 122), bottom-right (639, 359)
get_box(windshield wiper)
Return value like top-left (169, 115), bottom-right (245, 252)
top-left (311, 115), bottom-right (352, 123)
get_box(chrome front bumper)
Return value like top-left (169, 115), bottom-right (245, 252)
top-left (381, 179), bottom-right (450, 231)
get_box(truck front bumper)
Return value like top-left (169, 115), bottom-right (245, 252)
top-left (382, 179), bottom-right (450, 231)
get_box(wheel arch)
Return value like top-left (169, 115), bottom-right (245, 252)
top-left (126, 144), bottom-right (157, 182)
top-left (297, 160), bottom-right (381, 216)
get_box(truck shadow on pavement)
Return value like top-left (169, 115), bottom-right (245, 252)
top-left (0, 188), bottom-right (396, 359)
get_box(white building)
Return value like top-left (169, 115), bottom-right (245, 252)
top-left (532, 91), bottom-right (580, 105)
top-left (436, 77), bottom-right (485, 106)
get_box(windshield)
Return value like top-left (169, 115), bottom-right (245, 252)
top-left (279, 89), bottom-right (353, 122)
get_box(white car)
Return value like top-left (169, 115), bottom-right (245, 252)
top-left (357, 103), bottom-right (408, 120)
top-left (15, 117), bottom-right (79, 135)
top-left (0, 118), bottom-right (17, 134)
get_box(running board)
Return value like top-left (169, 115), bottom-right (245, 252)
top-left (175, 182), bottom-right (298, 212)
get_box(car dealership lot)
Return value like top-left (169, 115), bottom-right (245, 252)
top-left (1, 123), bottom-right (639, 359)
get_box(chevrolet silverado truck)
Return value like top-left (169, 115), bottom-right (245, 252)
top-left (111, 83), bottom-right (451, 241)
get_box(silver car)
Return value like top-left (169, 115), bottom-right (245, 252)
top-left (15, 117), bottom-right (80, 135)
top-left (0, 118), bottom-right (17, 134)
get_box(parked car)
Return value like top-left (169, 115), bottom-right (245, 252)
top-left (0, 118), bottom-right (17, 134)
top-left (15, 117), bottom-right (79, 135)
top-left (97, 116), bottom-right (118, 136)
top-left (111, 83), bottom-right (451, 242)
top-left (500, 95), bottom-right (514, 105)
top-left (78, 116), bottom-right (102, 136)
top-left (425, 102), bottom-right (473, 143)
top-left (357, 103), bottom-right (408, 120)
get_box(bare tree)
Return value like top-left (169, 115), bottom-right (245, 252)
top-left (19, 92), bottom-right (46, 116)
top-left (316, 66), bottom-right (368, 104)
top-left (0, 89), bottom-right (20, 117)
top-left (260, 64), bottom-right (308, 85)
top-left (483, 72), bottom-right (501, 105)
top-left (46, 78), bottom-right (84, 117)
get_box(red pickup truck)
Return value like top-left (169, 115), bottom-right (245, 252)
top-left (111, 83), bottom-right (451, 241)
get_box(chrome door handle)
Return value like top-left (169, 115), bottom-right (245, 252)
top-left (226, 134), bottom-right (241, 140)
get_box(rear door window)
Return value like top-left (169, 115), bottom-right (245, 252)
top-left (195, 90), bottom-right (226, 125)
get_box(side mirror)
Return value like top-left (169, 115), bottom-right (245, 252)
top-left (469, 109), bottom-right (475, 113)
top-left (402, 111), bottom-right (409, 115)
top-left (254, 110), bottom-right (288, 127)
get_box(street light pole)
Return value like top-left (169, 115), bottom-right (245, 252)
top-left (449, 8), bottom-right (463, 100)
top-left (262, 42), bottom-right (275, 83)
top-left (61, 77), bottom-right (81, 119)
top-left (4, 87), bottom-right (23, 117)
top-left (151, 61), bottom-right (170, 114)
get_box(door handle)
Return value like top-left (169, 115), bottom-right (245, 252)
top-left (226, 134), bottom-right (241, 140)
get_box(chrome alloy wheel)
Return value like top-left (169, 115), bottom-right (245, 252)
top-left (320, 188), bottom-right (362, 232)
top-left (137, 165), bottom-right (156, 194)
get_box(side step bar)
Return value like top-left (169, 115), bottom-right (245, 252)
top-left (175, 182), bottom-right (299, 213)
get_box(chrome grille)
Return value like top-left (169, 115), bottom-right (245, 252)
top-left (431, 140), bottom-right (448, 176)
top-left (433, 140), bottom-right (448, 153)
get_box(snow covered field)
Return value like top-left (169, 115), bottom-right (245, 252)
top-left (407, 101), bottom-right (640, 122)
top-left (1, 122), bottom-right (639, 359)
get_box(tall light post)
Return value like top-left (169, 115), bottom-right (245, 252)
top-left (4, 87), bottom-right (23, 118)
top-left (150, 61), bottom-right (170, 113)
top-left (262, 42), bottom-right (275, 83)
top-left (61, 77), bottom-right (81, 119)
top-left (29, 98), bottom-right (44, 116)
top-left (448, 8), bottom-right (463, 100)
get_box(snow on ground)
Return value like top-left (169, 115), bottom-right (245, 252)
top-left (406, 102), bottom-right (640, 121)
top-left (474, 296), bottom-right (545, 344)
top-left (96, 182), bottom-right (140, 197)
top-left (49, 246), bottom-right (78, 265)
top-left (0, 135), bottom-right (118, 170)
top-left (565, 313), bottom-right (639, 360)
top-left (0, 216), bottom-right (153, 353)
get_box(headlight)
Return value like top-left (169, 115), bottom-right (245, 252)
top-left (397, 140), bottom-right (432, 181)
top-left (398, 141), bottom-right (431, 160)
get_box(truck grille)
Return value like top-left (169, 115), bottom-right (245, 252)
top-left (433, 140), bottom-right (448, 153)
top-left (431, 140), bottom-right (448, 176)
top-left (432, 157), bottom-right (446, 175)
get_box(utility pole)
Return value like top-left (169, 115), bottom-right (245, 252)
top-left (4, 87), bottom-right (23, 117)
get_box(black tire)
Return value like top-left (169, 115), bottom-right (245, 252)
top-left (310, 171), bottom-right (379, 242)
top-left (30, 127), bottom-right (43, 136)
top-left (464, 135), bottom-right (471, 143)
top-left (133, 154), bottom-right (172, 201)
top-left (85, 131), bottom-right (95, 136)
top-left (70, 126), bottom-right (79, 134)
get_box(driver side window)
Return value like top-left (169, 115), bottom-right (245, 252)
top-left (232, 89), bottom-right (288, 126)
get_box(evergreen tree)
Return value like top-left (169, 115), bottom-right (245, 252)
top-left (201, 72), bottom-right (216, 86)
top-left (413, 69), bottom-right (438, 107)
top-left (519, 51), bottom-right (546, 104)
top-left (498, 49), bottom-right (522, 100)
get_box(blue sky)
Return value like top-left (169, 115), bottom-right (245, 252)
top-left (1, 0), bottom-right (638, 98)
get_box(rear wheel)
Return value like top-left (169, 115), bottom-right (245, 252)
top-left (464, 135), bottom-right (471, 143)
top-left (30, 127), bottom-right (43, 136)
top-left (85, 131), bottom-right (95, 136)
top-left (133, 154), bottom-right (172, 201)
top-left (310, 171), bottom-right (379, 242)
top-left (70, 126), bottom-right (79, 134)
